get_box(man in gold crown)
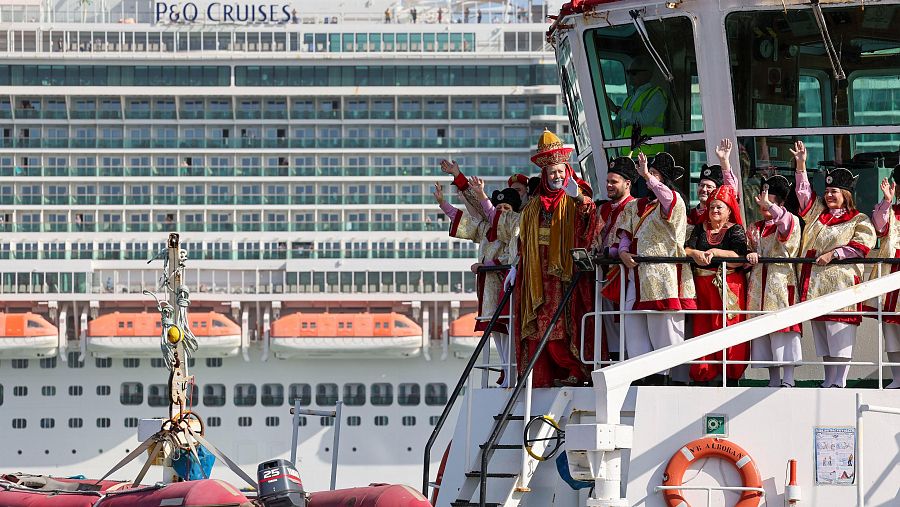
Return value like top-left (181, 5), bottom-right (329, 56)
top-left (507, 129), bottom-right (601, 387)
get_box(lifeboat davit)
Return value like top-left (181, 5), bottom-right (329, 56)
top-left (0, 312), bottom-right (58, 359)
top-left (270, 312), bottom-right (423, 359)
top-left (86, 311), bottom-right (241, 358)
top-left (448, 312), bottom-right (481, 353)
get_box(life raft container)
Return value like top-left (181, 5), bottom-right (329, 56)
top-left (661, 437), bottom-right (763, 507)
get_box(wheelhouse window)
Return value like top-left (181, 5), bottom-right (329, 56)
top-left (726, 5), bottom-right (900, 130)
top-left (556, 36), bottom-right (589, 152)
top-left (583, 15), bottom-right (703, 142)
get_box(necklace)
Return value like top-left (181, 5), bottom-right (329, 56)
top-left (706, 223), bottom-right (729, 245)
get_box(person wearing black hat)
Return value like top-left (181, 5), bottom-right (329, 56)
top-left (594, 156), bottom-right (638, 361)
top-left (614, 152), bottom-right (696, 384)
top-left (792, 140), bottom-right (876, 388)
top-left (688, 139), bottom-right (739, 234)
top-left (866, 166), bottom-right (900, 388)
top-left (746, 175), bottom-right (803, 387)
top-left (433, 175), bottom-right (521, 387)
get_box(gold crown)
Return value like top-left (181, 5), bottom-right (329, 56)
top-left (531, 128), bottom-right (573, 168)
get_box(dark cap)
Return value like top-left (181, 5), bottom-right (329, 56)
top-left (491, 188), bottom-right (522, 213)
top-left (699, 164), bottom-right (724, 187)
top-left (608, 157), bottom-right (638, 182)
top-left (762, 174), bottom-right (792, 202)
top-left (650, 152), bottom-right (684, 183)
top-left (824, 168), bottom-right (858, 192)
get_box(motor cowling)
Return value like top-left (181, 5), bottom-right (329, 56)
top-left (257, 459), bottom-right (308, 507)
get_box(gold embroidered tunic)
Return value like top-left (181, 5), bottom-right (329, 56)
top-left (866, 203), bottom-right (900, 324)
top-left (747, 215), bottom-right (802, 332)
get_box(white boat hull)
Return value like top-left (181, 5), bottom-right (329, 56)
top-left (0, 335), bottom-right (58, 359)
top-left (271, 336), bottom-right (422, 358)
top-left (86, 335), bottom-right (242, 358)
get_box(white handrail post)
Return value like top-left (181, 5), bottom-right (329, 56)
top-left (594, 268), bottom-right (602, 370)
top-left (619, 266), bottom-right (626, 364)
top-left (877, 263), bottom-right (884, 389)
top-left (720, 261), bottom-right (728, 388)
top-left (855, 392), bottom-right (865, 507)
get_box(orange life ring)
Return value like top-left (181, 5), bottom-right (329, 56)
top-left (661, 437), bottom-right (763, 507)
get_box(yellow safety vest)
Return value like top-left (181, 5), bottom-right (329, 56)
top-left (619, 85), bottom-right (666, 156)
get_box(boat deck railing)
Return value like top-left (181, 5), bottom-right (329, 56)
top-left (580, 255), bottom-right (900, 388)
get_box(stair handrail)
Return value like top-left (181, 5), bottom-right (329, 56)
top-left (422, 264), bottom-right (514, 497)
top-left (478, 269), bottom-right (584, 507)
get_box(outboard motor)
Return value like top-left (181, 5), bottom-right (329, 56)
top-left (257, 459), bottom-right (308, 507)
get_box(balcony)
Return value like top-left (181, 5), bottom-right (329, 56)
top-left (236, 111), bottom-right (262, 120)
top-left (126, 223), bottom-right (151, 232)
top-left (15, 109), bottom-right (41, 119)
top-left (263, 139), bottom-right (289, 149)
top-left (424, 111), bottom-right (449, 119)
top-left (18, 139), bottom-right (41, 148)
top-left (43, 139), bottom-right (68, 148)
top-left (235, 223), bottom-right (262, 232)
top-left (451, 110), bottom-right (476, 119)
top-left (264, 222), bottom-right (289, 232)
top-left (451, 139), bottom-right (476, 148)
top-left (236, 167), bottom-right (262, 177)
top-left (208, 196), bottom-right (235, 205)
top-left (318, 196), bottom-right (343, 205)
top-left (126, 111), bottom-right (151, 119)
top-left (125, 140), bottom-right (151, 149)
top-left (238, 139), bottom-right (262, 148)
top-left (153, 167), bottom-right (177, 177)
top-left (291, 139), bottom-right (316, 148)
top-left (207, 111), bottom-right (233, 120)
top-left (74, 167), bottom-right (97, 177)
top-left (17, 196), bottom-right (43, 205)
top-left (153, 196), bottom-right (179, 205)
top-left (70, 111), bottom-right (97, 119)
top-left (126, 196), bottom-right (151, 205)
top-left (291, 111), bottom-right (315, 120)
top-left (264, 196), bottom-right (289, 205)
top-left (343, 139), bottom-right (370, 148)
top-left (44, 197), bottom-right (71, 205)
top-left (532, 105), bottom-right (566, 116)
top-left (180, 111), bottom-right (204, 120)
top-left (371, 111), bottom-right (394, 120)
top-left (236, 196), bottom-right (262, 205)
top-left (317, 139), bottom-right (341, 149)
top-left (263, 111), bottom-right (288, 120)
top-left (292, 223), bottom-right (315, 231)
top-left (181, 223), bottom-right (204, 232)
top-left (505, 110), bottom-right (528, 119)
top-left (99, 167), bottom-right (124, 177)
top-left (73, 196), bottom-right (97, 205)
top-left (371, 139), bottom-right (395, 148)
top-left (291, 196), bottom-right (315, 205)
top-left (317, 111), bottom-right (341, 120)
top-left (126, 167), bottom-right (152, 177)
top-left (181, 196), bottom-right (205, 205)
top-left (505, 138), bottom-right (530, 148)
top-left (344, 110), bottom-right (369, 120)
top-left (477, 139), bottom-right (503, 148)
top-left (478, 110), bottom-right (502, 119)
top-left (98, 111), bottom-right (121, 119)
top-left (42, 223), bottom-right (69, 232)
top-left (179, 139), bottom-right (205, 149)
top-left (397, 111), bottom-right (423, 119)
top-left (207, 167), bottom-right (231, 176)
top-left (180, 167), bottom-right (205, 177)
top-left (98, 222), bottom-right (124, 232)
top-left (206, 139), bottom-right (227, 149)
top-left (70, 139), bottom-right (97, 148)
top-left (152, 140), bottom-right (177, 149)
top-left (291, 167), bottom-right (316, 177)
top-left (152, 111), bottom-right (177, 120)
top-left (397, 139), bottom-right (423, 149)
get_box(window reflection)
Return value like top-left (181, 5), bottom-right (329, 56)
top-left (726, 6), bottom-right (900, 129)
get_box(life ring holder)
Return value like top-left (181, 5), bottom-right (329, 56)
top-left (523, 415), bottom-right (565, 461)
top-left (661, 437), bottom-right (763, 507)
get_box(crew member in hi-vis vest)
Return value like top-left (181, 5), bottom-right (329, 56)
top-left (792, 140), bottom-right (876, 389)
top-left (865, 165), bottom-right (900, 389)
top-left (747, 175), bottom-right (803, 388)
top-left (616, 152), bottom-right (696, 385)
top-left (606, 55), bottom-right (667, 156)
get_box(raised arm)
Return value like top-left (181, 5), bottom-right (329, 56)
top-left (715, 138), bottom-right (739, 192)
top-left (637, 152), bottom-right (674, 215)
top-left (790, 141), bottom-right (811, 212)
top-left (872, 177), bottom-right (896, 235)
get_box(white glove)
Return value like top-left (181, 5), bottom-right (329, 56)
top-left (563, 175), bottom-right (579, 198)
top-left (503, 266), bottom-right (517, 291)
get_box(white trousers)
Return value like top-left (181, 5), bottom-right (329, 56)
top-left (883, 324), bottom-right (900, 353)
top-left (602, 298), bottom-right (622, 354)
top-left (751, 331), bottom-right (802, 367)
top-left (811, 321), bottom-right (856, 359)
top-left (492, 332), bottom-right (513, 387)
top-left (624, 276), bottom-right (685, 376)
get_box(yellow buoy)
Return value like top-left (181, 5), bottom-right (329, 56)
top-left (166, 325), bottom-right (183, 344)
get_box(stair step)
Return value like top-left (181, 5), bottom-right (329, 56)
top-left (451, 502), bottom-right (502, 507)
top-left (472, 365), bottom-right (503, 372)
top-left (479, 443), bottom-right (523, 450)
top-left (493, 414), bottom-right (524, 421)
top-left (465, 472), bottom-right (518, 478)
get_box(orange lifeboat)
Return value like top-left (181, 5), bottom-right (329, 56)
top-left (270, 312), bottom-right (422, 359)
top-left (0, 312), bottom-right (58, 359)
top-left (448, 312), bottom-right (480, 353)
top-left (86, 311), bottom-right (241, 358)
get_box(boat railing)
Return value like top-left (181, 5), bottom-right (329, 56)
top-left (580, 255), bottom-right (900, 389)
top-left (422, 264), bottom-right (515, 497)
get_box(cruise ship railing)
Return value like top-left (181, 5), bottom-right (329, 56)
top-left (581, 255), bottom-right (900, 388)
top-left (422, 264), bottom-right (514, 497)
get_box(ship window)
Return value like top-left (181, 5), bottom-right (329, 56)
top-left (425, 383), bottom-right (449, 406)
top-left (41, 386), bottom-right (56, 396)
top-left (338, 322), bottom-right (344, 329)
top-left (374, 322), bottom-right (381, 329)
top-left (234, 384), bottom-right (257, 407)
top-left (261, 383), bottom-right (284, 406)
top-left (213, 320), bottom-right (227, 328)
top-left (96, 385), bottom-right (111, 396)
top-left (726, 5), bottom-right (900, 130)
top-left (12, 418), bottom-right (26, 429)
top-left (394, 320), bottom-right (409, 328)
top-left (13, 386), bottom-right (27, 396)
top-left (398, 383), bottom-right (420, 406)
top-left (204, 384), bottom-right (226, 407)
top-left (68, 417), bottom-right (83, 428)
top-left (124, 417), bottom-right (139, 428)
top-left (370, 383), bottom-right (393, 406)
top-left (118, 321), bottom-right (124, 328)
top-left (301, 322), bottom-right (308, 329)
top-left (207, 417), bottom-right (221, 427)
top-left (429, 416), bottom-right (440, 426)
top-left (148, 384), bottom-right (168, 407)
top-left (206, 358), bottom-right (223, 368)
top-left (583, 15), bottom-right (702, 143)
top-left (67, 352), bottom-right (84, 367)
top-left (95, 357), bottom-right (112, 368)
top-left (238, 417), bottom-right (252, 427)
top-left (342, 383), bottom-right (365, 406)
top-left (12, 359), bottom-right (28, 369)
top-left (316, 383), bottom-right (338, 406)
top-left (27, 319), bottom-right (42, 328)
top-left (40, 357), bottom-right (57, 369)
top-left (96, 418), bottom-right (111, 428)
top-left (310, 322), bottom-right (317, 329)
top-left (347, 416), bottom-right (361, 427)
top-left (0, 385), bottom-right (3, 405)
top-left (151, 358), bottom-right (165, 368)
top-left (289, 384), bottom-right (311, 407)
top-left (120, 382), bottom-right (143, 405)
top-left (402, 416), bottom-right (416, 426)
top-left (265, 416), bottom-right (280, 427)
top-left (69, 385), bottom-right (83, 396)
top-left (123, 358), bottom-right (140, 368)
top-left (40, 418), bottom-right (56, 429)
top-left (374, 416), bottom-right (389, 427)
top-left (320, 416), bottom-right (334, 427)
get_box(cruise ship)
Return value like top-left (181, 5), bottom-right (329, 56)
top-left (0, 0), bottom-right (569, 492)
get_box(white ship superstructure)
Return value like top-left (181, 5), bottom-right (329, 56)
top-left (0, 0), bottom-right (566, 491)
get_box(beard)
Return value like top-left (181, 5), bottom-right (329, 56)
top-left (548, 178), bottom-right (564, 190)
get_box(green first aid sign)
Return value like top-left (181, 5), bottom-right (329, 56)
top-left (704, 414), bottom-right (727, 436)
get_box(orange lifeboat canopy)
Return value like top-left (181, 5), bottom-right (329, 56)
top-left (86, 311), bottom-right (241, 358)
top-left (448, 312), bottom-right (483, 354)
top-left (0, 312), bottom-right (58, 359)
top-left (270, 312), bottom-right (423, 359)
